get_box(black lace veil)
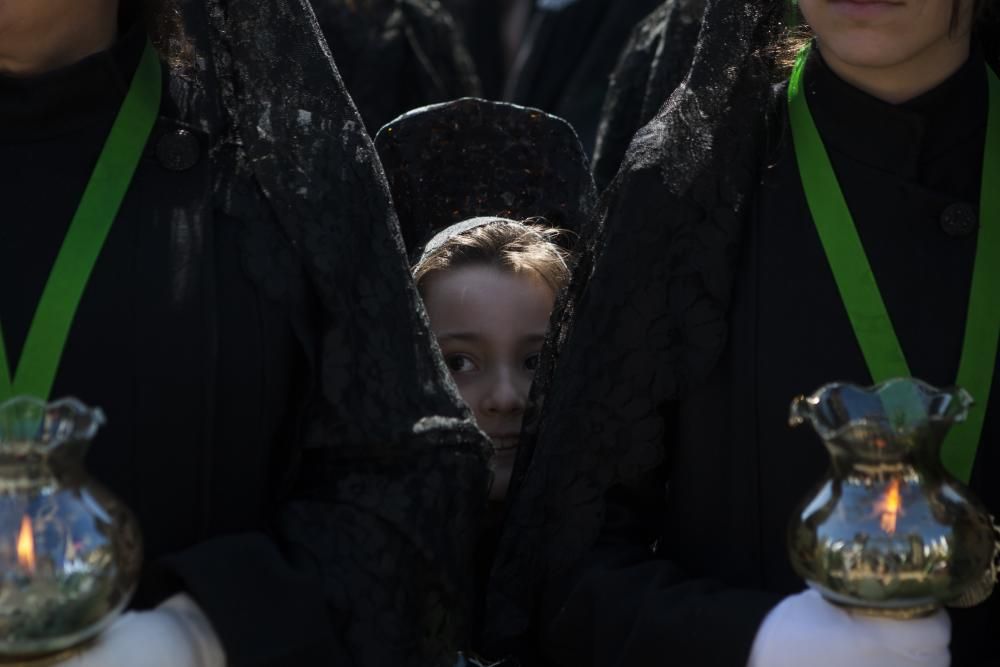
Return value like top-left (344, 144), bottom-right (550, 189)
top-left (484, 0), bottom-right (787, 653)
top-left (591, 0), bottom-right (707, 190)
top-left (175, 1), bottom-right (491, 662)
top-left (374, 97), bottom-right (597, 259)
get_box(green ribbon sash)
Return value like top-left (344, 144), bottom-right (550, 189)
top-left (0, 40), bottom-right (162, 403)
top-left (788, 44), bottom-right (1000, 483)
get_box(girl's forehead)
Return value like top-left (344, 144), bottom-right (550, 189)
top-left (422, 265), bottom-right (555, 338)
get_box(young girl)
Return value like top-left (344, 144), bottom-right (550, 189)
top-left (414, 218), bottom-right (571, 501)
top-left (488, 1), bottom-right (1000, 665)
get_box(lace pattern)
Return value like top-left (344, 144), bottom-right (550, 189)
top-left (485, 0), bottom-right (784, 653)
top-left (174, 1), bottom-right (492, 663)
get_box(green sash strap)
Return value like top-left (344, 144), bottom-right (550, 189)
top-left (0, 40), bottom-right (162, 403)
top-left (788, 44), bottom-right (1000, 483)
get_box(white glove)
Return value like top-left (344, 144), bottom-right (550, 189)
top-left (748, 589), bottom-right (950, 667)
top-left (55, 593), bottom-right (226, 667)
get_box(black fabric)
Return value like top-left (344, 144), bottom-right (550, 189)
top-left (0, 2), bottom-right (491, 665)
top-left (161, 536), bottom-right (344, 665)
top-left (374, 97), bottom-right (597, 258)
top-left (310, 0), bottom-right (481, 134)
top-left (591, 0), bottom-right (706, 190)
top-left (438, 0), bottom-right (509, 100)
top-left (487, 2), bottom-right (1000, 665)
top-left (504, 0), bottom-right (663, 157)
top-left (468, 502), bottom-right (507, 657)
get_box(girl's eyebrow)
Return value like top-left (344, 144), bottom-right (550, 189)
top-left (437, 332), bottom-right (547, 343)
top-left (436, 332), bottom-right (483, 341)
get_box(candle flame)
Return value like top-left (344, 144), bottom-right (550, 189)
top-left (17, 515), bottom-right (35, 573)
top-left (875, 479), bottom-right (903, 535)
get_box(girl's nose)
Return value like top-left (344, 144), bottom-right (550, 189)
top-left (482, 368), bottom-right (527, 415)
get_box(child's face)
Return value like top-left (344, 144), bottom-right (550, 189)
top-left (422, 265), bottom-right (555, 501)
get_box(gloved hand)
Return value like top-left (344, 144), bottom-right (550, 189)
top-left (748, 589), bottom-right (950, 667)
top-left (55, 593), bottom-right (226, 667)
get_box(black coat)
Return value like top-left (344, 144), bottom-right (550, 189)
top-left (438, 0), bottom-right (509, 100)
top-left (504, 0), bottom-right (662, 157)
top-left (487, 12), bottom-right (1000, 666)
top-left (311, 0), bottom-right (482, 133)
top-left (0, 2), bottom-right (490, 665)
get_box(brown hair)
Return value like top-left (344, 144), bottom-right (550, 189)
top-left (120, 0), bottom-right (189, 67)
top-left (413, 219), bottom-right (573, 296)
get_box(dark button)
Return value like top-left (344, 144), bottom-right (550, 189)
top-left (156, 129), bottom-right (200, 171)
top-left (939, 202), bottom-right (978, 238)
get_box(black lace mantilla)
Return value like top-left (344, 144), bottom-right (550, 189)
top-left (375, 97), bottom-right (597, 258)
top-left (173, 1), bottom-right (491, 663)
top-left (591, 0), bottom-right (706, 190)
top-left (484, 0), bottom-right (785, 654)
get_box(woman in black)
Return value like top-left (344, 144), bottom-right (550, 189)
top-left (504, 0), bottom-right (663, 157)
top-left (309, 0), bottom-right (482, 135)
top-left (0, 0), bottom-right (489, 665)
top-left (488, 0), bottom-right (999, 665)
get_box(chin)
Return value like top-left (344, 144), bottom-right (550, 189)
top-left (819, 23), bottom-right (964, 70)
top-left (819, 33), bottom-right (923, 68)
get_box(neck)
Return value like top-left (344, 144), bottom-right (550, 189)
top-left (817, 36), bottom-right (972, 105)
top-left (0, 8), bottom-right (118, 77)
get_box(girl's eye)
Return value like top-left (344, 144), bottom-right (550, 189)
top-left (446, 355), bottom-right (476, 373)
top-left (524, 353), bottom-right (541, 372)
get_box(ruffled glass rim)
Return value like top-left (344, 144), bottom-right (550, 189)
top-left (789, 378), bottom-right (974, 441)
top-left (0, 396), bottom-right (105, 454)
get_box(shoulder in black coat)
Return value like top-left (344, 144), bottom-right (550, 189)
top-left (505, 0), bottom-right (662, 157)
top-left (311, 0), bottom-right (482, 133)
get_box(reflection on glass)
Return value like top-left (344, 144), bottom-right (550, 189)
top-left (0, 397), bottom-right (141, 658)
top-left (789, 379), bottom-right (997, 618)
